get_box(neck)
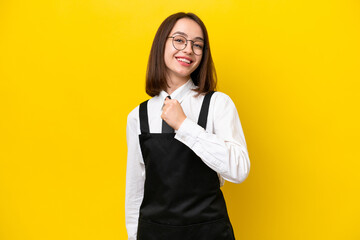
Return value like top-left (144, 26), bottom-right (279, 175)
top-left (165, 73), bottom-right (189, 95)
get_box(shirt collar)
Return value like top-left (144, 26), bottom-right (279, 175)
top-left (159, 78), bottom-right (198, 110)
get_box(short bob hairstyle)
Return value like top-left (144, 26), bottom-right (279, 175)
top-left (145, 12), bottom-right (217, 97)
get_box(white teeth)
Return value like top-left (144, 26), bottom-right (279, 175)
top-left (176, 58), bottom-right (191, 64)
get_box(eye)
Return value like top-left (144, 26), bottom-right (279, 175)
top-left (174, 38), bottom-right (185, 43)
top-left (194, 43), bottom-right (204, 50)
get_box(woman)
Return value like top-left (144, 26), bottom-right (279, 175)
top-left (125, 12), bottom-right (250, 240)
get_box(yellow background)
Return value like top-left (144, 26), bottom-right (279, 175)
top-left (1, 0), bottom-right (359, 239)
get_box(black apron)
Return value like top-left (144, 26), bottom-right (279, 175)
top-left (137, 91), bottom-right (236, 240)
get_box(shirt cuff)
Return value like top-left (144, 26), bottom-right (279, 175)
top-left (175, 117), bottom-right (205, 148)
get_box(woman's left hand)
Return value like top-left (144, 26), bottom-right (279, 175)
top-left (161, 97), bottom-right (187, 130)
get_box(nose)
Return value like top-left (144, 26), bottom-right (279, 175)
top-left (182, 41), bottom-right (193, 54)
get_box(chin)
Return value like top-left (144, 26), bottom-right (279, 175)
top-left (176, 72), bottom-right (192, 79)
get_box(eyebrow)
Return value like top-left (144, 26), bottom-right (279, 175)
top-left (171, 31), bottom-right (204, 41)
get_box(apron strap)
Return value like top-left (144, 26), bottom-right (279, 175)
top-left (139, 100), bottom-right (150, 134)
top-left (139, 91), bottom-right (216, 134)
top-left (197, 91), bottom-right (216, 129)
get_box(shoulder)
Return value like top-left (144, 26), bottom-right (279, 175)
top-left (126, 98), bottom-right (153, 128)
top-left (126, 98), bottom-right (151, 120)
top-left (211, 91), bottom-right (234, 108)
top-left (126, 105), bottom-right (139, 134)
top-left (210, 91), bottom-right (238, 119)
top-left (127, 105), bottom-right (139, 122)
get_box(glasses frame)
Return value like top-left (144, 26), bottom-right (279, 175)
top-left (167, 35), bottom-right (204, 56)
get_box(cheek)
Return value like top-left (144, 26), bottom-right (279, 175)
top-left (164, 46), bottom-right (177, 63)
top-left (165, 42), bottom-right (177, 54)
top-left (163, 50), bottom-right (171, 67)
top-left (194, 57), bottom-right (202, 69)
top-left (164, 53), bottom-right (174, 68)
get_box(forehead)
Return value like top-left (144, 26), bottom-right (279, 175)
top-left (169, 18), bottom-right (204, 40)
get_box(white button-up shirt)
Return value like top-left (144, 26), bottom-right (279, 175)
top-left (125, 78), bottom-right (250, 240)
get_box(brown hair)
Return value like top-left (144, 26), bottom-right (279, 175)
top-left (145, 12), bottom-right (217, 97)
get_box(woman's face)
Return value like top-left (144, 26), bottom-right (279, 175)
top-left (164, 18), bottom-right (204, 83)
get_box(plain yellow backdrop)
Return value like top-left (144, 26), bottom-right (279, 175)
top-left (1, 0), bottom-right (359, 239)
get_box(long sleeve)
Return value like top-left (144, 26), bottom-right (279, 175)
top-left (174, 92), bottom-right (250, 184)
top-left (125, 107), bottom-right (145, 240)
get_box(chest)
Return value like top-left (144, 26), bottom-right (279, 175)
top-left (144, 96), bottom-right (215, 134)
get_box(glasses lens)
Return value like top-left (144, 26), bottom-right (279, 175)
top-left (192, 41), bottom-right (204, 55)
top-left (171, 35), bottom-right (204, 55)
top-left (173, 36), bottom-right (186, 50)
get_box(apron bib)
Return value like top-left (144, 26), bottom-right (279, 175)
top-left (137, 91), bottom-right (235, 240)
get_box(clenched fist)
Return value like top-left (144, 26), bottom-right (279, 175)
top-left (161, 97), bottom-right (187, 130)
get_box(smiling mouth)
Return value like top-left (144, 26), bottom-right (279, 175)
top-left (175, 57), bottom-right (193, 64)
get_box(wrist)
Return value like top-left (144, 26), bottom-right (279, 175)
top-left (175, 116), bottom-right (187, 130)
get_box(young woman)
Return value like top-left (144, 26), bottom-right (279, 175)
top-left (125, 12), bottom-right (250, 240)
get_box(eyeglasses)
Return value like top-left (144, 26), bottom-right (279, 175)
top-left (167, 35), bottom-right (204, 56)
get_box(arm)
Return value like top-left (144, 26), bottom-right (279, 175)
top-left (174, 92), bottom-right (250, 184)
top-left (125, 107), bottom-right (145, 240)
